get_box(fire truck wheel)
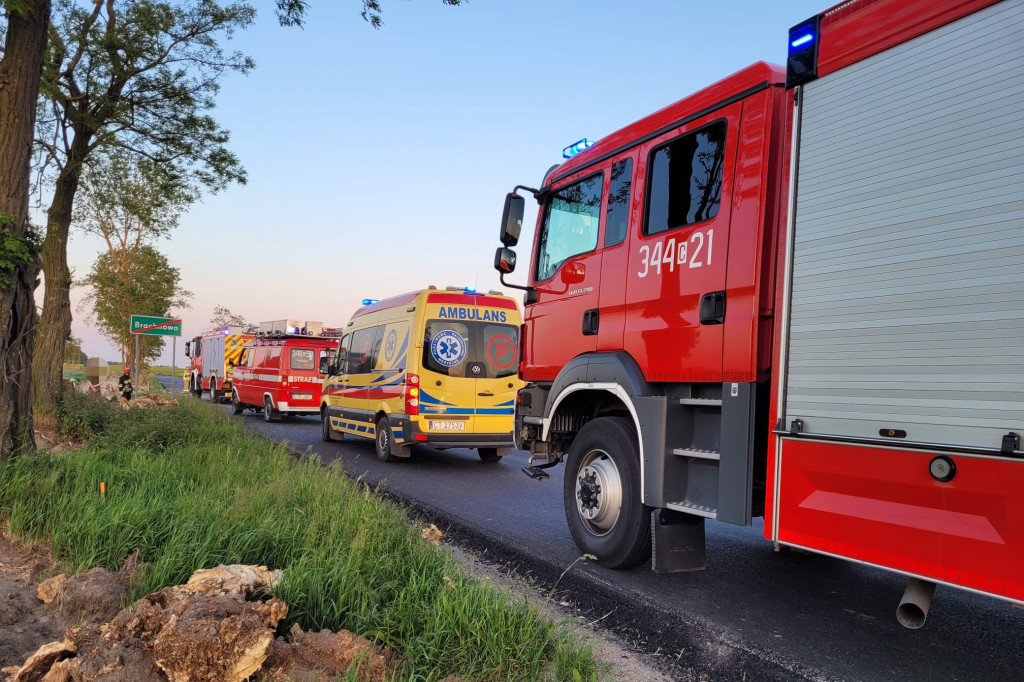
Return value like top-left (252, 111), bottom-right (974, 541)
top-left (209, 379), bottom-right (219, 402)
top-left (321, 409), bottom-right (339, 442)
top-left (375, 417), bottom-right (398, 463)
top-left (563, 416), bottom-right (651, 569)
top-left (231, 391), bottom-right (244, 415)
top-left (477, 448), bottom-right (501, 463)
top-left (263, 396), bottom-right (279, 422)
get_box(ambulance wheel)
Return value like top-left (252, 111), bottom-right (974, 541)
top-left (320, 408), bottom-right (339, 442)
top-left (375, 417), bottom-right (397, 463)
top-left (263, 396), bottom-right (279, 422)
top-left (477, 448), bottom-right (501, 463)
top-left (231, 391), bottom-right (244, 415)
top-left (563, 416), bottom-right (651, 569)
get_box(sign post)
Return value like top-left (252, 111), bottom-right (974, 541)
top-left (129, 315), bottom-right (183, 396)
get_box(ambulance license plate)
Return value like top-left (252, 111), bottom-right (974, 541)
top-left (429, 420), bottom-right (466, 431)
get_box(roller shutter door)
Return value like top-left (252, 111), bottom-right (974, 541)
top-left (783, 1), bottom-right (1024, 452)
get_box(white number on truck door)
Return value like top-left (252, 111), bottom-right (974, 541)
top-left (637, 229), bottom-right (713, 278)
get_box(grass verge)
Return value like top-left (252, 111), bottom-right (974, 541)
top-left (1, 392), bottom-right (600, 681)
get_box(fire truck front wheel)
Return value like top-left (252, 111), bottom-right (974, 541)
top-left (563, 416), bottom-right (651, 569)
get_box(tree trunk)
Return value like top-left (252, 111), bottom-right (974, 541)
top-left (0, 0), bottom-right (51, 458)
top-left (33, 134), bottom-right (89, 413)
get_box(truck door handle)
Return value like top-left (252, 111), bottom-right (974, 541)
top-left (582, 308), bottom-right (599, 336)
top-left (699, 291), bottom-right (726, 325)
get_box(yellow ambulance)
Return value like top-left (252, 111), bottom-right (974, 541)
top-left (320, 287), bottom-right (524, 463)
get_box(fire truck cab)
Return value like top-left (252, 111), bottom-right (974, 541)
top-left (230, 320), bottom-right (338, 422)
top-left (495, 0), bottom-right (1023, 624)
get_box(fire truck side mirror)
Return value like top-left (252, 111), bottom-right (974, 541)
top-left (184, 342), bottom-right (191, 357)
top-left (319, 357), bottom-right (330, 375)
top-left (500, 193), bottom-right (524, 247)
top-left (494, 247), bottom-right (517, 274)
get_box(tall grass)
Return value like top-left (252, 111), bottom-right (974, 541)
top-left (1, 394), bottom-right (597, 681)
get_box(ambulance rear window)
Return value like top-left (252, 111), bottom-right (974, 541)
top-left (290, 348), bottom-right (316, 370)
top-left (423, 320), bottom-right (518, 379)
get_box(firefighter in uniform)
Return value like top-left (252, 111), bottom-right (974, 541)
top-left (118, 367), bottom-right (134, 401)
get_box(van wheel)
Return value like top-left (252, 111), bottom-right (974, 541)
top-left (375, 417), bottom-right (397, 463)
top-left (263, 397), bottom-right (278, 422)
top-left (563, 416), bottom-right (651, 569)
top-left (478, 448), bottom-right (501, 463)
top-left (321, 409), bottom-right (338, 442)
top-left (231, 391), bottom-right (244, 415)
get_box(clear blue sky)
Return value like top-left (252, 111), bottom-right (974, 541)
top-left (66, 0), bottom-right (826, 365)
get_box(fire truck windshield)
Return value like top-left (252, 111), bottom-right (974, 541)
top-left (535, 173), bottom-right (603, 282)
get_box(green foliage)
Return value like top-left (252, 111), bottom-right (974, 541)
top-left (78, 245), bottom-right (191, 365)
top-left (0, 399), bottom-right (600, 680)
top-left (54, 391), bottom-right (117, 440)
top-left (36, 0), bottom-right (256, 204)
top-left (0, 216), bottom-right (41, 292)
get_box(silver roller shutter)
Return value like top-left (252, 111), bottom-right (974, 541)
top-left (783, 0), bottom-right (1024, 452)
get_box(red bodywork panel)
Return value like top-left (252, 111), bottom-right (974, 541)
top-left (773, 439), bottom-right (1023, 602)
top-left (816, 0), bottom-right (1002, 77)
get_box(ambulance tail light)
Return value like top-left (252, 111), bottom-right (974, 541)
top-left (405, 373), bottom-right (420, 416)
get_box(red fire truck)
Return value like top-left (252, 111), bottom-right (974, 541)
top-left (185, 327), bottom-right (254, 402)
top-left (494, 0), bottom-right (1022, 627)
top-left (230, 321), bottom-right (338, 422)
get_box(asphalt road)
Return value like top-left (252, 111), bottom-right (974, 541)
top-left (166, 384), bottom-right (1023, 681)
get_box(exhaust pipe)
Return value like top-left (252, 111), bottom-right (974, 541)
top-left (897, 578), bottom-right (936, 629)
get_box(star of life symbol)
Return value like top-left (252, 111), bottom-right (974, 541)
top-left (430, 330), bottom-right (466, 367)
top-left (384, 329), bottom-right (398, 362)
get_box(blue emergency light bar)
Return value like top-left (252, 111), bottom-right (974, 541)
top-left (786, 15), bottom-right (820, 89)
top-left (562, 138), bottom-right (594, 159)
top-left (790, 32), bottom-right (814, 49)
top-left (361, 298), bottom-right (379, 305)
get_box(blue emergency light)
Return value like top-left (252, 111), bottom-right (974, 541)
top-left (464, 286), bottom-right (476, 294)
top-left (786, 15), bottom-right (820, 89)
top-left (562, 138), bottom-right (594, 159)
top-left (361, 298), bottom-right (379, 305)
top-left (790, 32), bottom-right (814, 49)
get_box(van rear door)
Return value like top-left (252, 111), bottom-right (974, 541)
top-left (474, 320), bottom-right (520, 435)
top-left (420, 319), bottom-right (479, 435)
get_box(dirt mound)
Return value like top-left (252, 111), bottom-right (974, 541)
top-left (119, 394), bottom-right (180, 411)
top-left (6, 564), bottom-right (393, 682)
top-left (262, 626), bottom-right (392, 681)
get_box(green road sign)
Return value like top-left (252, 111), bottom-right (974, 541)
top-left (130, 315), bottom-right (182, 336)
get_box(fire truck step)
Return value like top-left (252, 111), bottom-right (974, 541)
top-left (671, 447), bottom-right (720, 461)
top-left (522, 466), bottom-right (552, 481)
top-left (678, 397), bottom-right (722, 407)
top-left (665, 501), bottom-right (718, 519)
